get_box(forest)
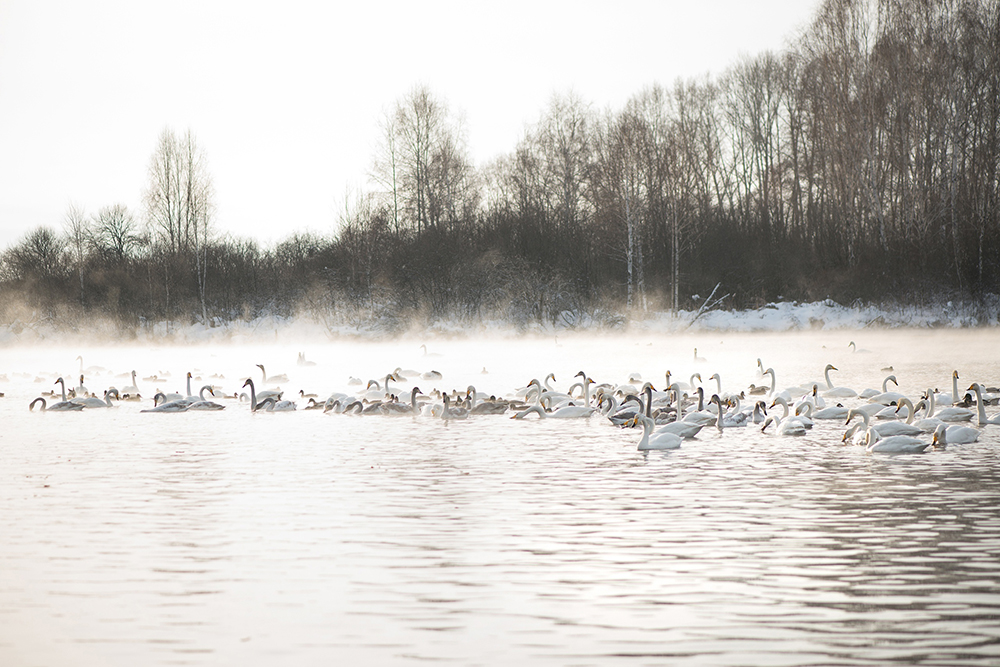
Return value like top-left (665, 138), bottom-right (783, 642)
top-left (2, 0), bottom-right (998, 334)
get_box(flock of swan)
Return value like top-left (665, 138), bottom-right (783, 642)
top-left (17, 348), bottom-right (1000, 455)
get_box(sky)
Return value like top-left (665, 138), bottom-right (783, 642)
top-left (0, 0), bottom-right (822, 251)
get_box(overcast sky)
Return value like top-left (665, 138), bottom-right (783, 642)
top-left (0, 0), bottom-right (821, 250)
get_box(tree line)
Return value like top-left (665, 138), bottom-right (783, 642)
top-left (2, 0), bottom-right (998, 334)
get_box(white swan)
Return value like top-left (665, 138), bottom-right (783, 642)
top-left (511, 403), bottom-right (596, 420)
top-left (441, 394), bottom-right (469, 420)
top-left (768, 397), bottom-right (812, 429)
top-left (932, 422), bottom-right (980, 446)
top-left (256, 364), bottom-right (289, 385)
top-left (821, 364), bottom-right (857, 398)
top-left (864, 429), bottom-right (928, 454)
top-left (867, 376), bottom-right (906, 405)
top-left (894, 397), bottom-right (943, 432)
top-left (925, 387), bottom-right (974, 422)
top-left (629, 414), bottom-right (682, 450)
top-left (760, 414), bottom-right (806, 436)
top-left (932, 371), bottom-right (961, 406)
top-left (846, 408), bottom-right (922, 437)
top-left (652, 386), bottom-right (705, 438)
top-left (122, 370), bottom-right (139, 395)
top-left (187, 385), bottom-right (225, 411)
top-left (244, 378), bottom-right (295, 412)
top-left (29, 396), bottom-right (84, 412)
top-left (141, 393), bottom-right (194, 413)
top-left (860, 375), bottom-right (898, 400)
top-left (73, 388), bottom-right (119, 408)
top-left (968, 383), bottom-right (1000, 426)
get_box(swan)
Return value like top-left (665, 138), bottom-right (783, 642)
top-left (760, 415), bottom-right (806, 436)
top-left (256, 364), bottom-right (289, 385)
top-left (932, 422), bottom-right (980, 446)
top-left (925, 388), bottom-right (974, 422)
top-left (768, 397), bottom-right (812, 429)
top-left (893, 398), bottom-right (943, 432)
top-left (821, 364), bottom-right (857, 398)
top-left (966, 384), bottom-right (1000, 426)
top-left (864, 429), bottom-right (928, 454)
top-left (842, 421), bottom-right (869, 445)
top-left (122, 370), bottom-right (140, 395)
top-left (29, 396), bottom-right (84, 412)
top-left (511, 403), bottom-right (596, 419)
top-left (693, 348), bottom-right (707, 363)
top-left (467, 385), bottom-right (508, 415)
top-left (846, 408), bottom-right (922, 437)
top-left (421, 370), bottom-right (443, 381)
top-left (932, 371), bottom-right (961, 406)
top-left (652, 386), bottom-right (705, 438)
top-left (441, 394), bottom-right (469, 420)
top-left (628, 414), bottom-right (682, 450)
top-left (255, 397), bottom-right (297, 412)
top-left (861, 375), bottom-right (898, 401)
top-left (791, 402), bottom-right (816, 428)
top-left (73, 388), bottom-right (119, 408)
top-left (75, 374), bottom-right (89, 397)
top-left (867, 376), bottom-right (907, 405)
top-left (141, 392), bottom-right (194, 412)
top-left (683, 388), bottom-right (717, 426)
top-left (848, 341), bottom-right (871, 353)
top-left (244, 378), bottom-right (296, 412)
top-left (187, 385), bottom-right (225, 411)
top-left (711, 394), bottom-right (747, 429)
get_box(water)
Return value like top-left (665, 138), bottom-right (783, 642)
top-left (2, 330), bottom-right (1000, 665)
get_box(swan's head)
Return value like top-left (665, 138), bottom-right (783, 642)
top-left (887, 375), bottom-right (898, 386)
top-left (932, 424), bottom-right (947, 446)
top-left (242, 378), bottom-right (253, 389)
top-left (953, 370), bottom-right (960, 379)
top-left (826, 364), bottom-right (837, 372)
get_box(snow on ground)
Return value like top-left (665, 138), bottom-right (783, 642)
top-left (0, 298), bottom-right (996, 346)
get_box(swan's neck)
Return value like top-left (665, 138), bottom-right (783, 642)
top-left (187, 375), bottom-right (192, 397)
top-left (973, 385), bottom-right (988, 423)
top-left (638, 416), bottom-right (652, 447)
top-left (953, 373), bottom-right (959, 402)
top-left (926, 389), bottom-right (935, 417)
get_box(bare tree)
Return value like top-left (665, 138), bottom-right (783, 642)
top-left (92, 204), bottom-right (142, 261)
top-left (62, 203), bottom-right (90, 303)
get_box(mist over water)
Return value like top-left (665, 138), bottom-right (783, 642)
top-left (2, 330), bottom-right (1000, 665)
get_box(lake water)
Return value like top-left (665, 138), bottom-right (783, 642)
top-left (2, 330), bottom-right (999, 665)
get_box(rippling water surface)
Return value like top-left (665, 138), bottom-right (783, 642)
top-left (2, 330), bottom-right (999, 665)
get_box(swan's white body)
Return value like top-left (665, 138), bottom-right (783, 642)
top-left (761, 415), bottom-right (806, 436)
top-left (630, 415), bottom-right (682, 450)
top-left (846, 408), bottom-right (922, 437)
top-left (187, 385), bottom-right (225, 411)
top-left (932, 423), bottom-right (980, 446)
top-left (925, 389), bottom-right (974, 422)
top-left (821, 364), bottom-right (857, 398)
top-left (30, 396), bottom-right (84, 412)
top-left (864, 429), bottom-right (928, 454)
